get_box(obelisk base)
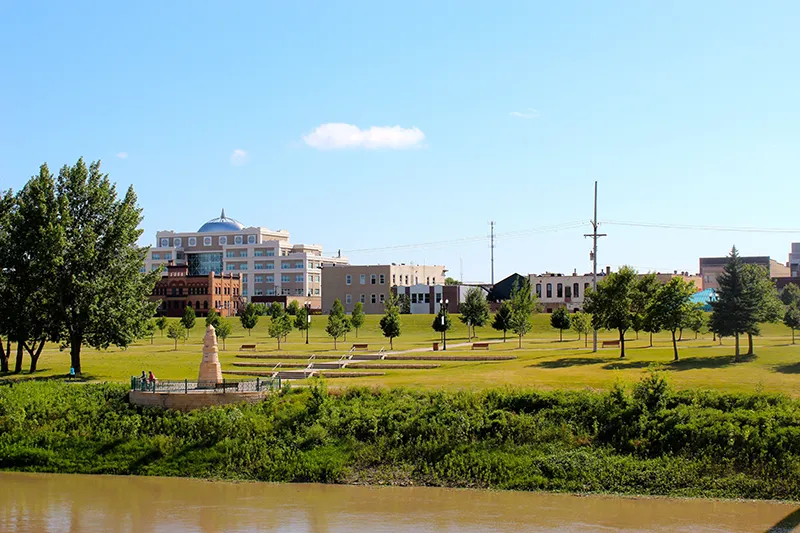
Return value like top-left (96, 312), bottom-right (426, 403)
top-left (198, 324), bottom-right (224, 388)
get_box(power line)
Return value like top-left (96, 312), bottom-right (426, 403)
top-left (604, 220), bottom-right (800, 234)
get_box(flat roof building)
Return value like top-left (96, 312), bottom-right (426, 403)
top-left (152, 263), bottom-right (241, 317)
top-left (144, 210), bottom-right (348, 308)
top-left (699, 256), bottom-right (790, 290)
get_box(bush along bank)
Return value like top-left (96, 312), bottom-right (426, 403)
top-left (0, 373), bottom-right (799, 500)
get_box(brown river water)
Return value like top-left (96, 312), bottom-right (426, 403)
top-left (0, 472), bottom-right (798, 533)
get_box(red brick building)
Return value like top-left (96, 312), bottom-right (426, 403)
top-left (152, 264), bottom-right (242, 317)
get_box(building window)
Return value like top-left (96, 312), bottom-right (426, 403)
top-left (314, 288), bottom-right (320, 295)
top-left (565, 286), bottom-right (572, 298)
top-left (188, 237), bottom-right (197, 246)
top-left (295, 262), bottom-right (304, 269)
top-left (266, 289), bottom-right (275, 296)
top-left (424, 293), bottom-right (430, 303)
top-left (234, 235), bottom-right (243, 245)
top-left (266, 248), bottom-right (275, 256)
top-left (536, 283), bottom-right (542, 297)
top-left (226, 264), bottom-right (236, 271)
top-left (164, 252), bottom-right (172, 260)
top-left (254, 263), bottom-right (264, 270)
top-left (160, 238), bottom-right (169, 247)
top-left (203, 236), bottom-right (212, 246)
top-left (254, 289), bottom-right (264, 296)
top-left (584, 282), bottom-right (590, 292)
top-left (346, 275), bottom-right (352, 285)
top-left (360, 294), bottom-right (365, 303)
top-left (308, 274), bottom-right (314, 283)
top-left (281, 274), bottom-right (290, 282)
top-left (254, 249), bottom-right (264, 257)
top-left (282, 262), bottom-right (291, 269)
top-left (371, 274), bottom-right (376, 285)
top-left (281, 288), bottom-right (290, 295)
top-left (295, 275), bottom-right (303, 282)
top-left (266, 262), bottom-right (274, 270)
top-left (405, 275), bottom-right (409, 285)
top-left (379, 274), bottom-right (385, 284)
top-left (557, 283), bottom-right (563, 298)
top-left (248, 235), bottom-right (257, 244)
top-left (255, 275), bottom-right (263, 283)
top-left (219, 236), bottom-right (227, 245)
top-left (174, 238), bottom-right (182, 247)
top-left (392, 274), bottom-right (396, 285)
top-left (546, 283), bottom-right (552, 298)
top-left (266, 275), bottom-right (274, 283)
top-left (226, 251), bottom-right (235, 258)
top-left (380, 294), bottom-right (385, 303)
top-left (411, 294), bottom-right (417, 304)
top-left (152, 253), bottom-right (161, 260)
top-left (239, 250), bottom-right (247, 258)
top-left (295, 288), bottom-right (304, 295)
top-left (360, 274), bottom-right (366, 285)
top-left (346, 294), bottom-right (352, 304)
top-left (242, 274), bottom-right (248, 283)
top-left (371, 294), bottom-right (377, 304)
top-left (573, 283), bottom-right (580, 298)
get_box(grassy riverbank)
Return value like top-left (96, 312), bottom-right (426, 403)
top-left (1, 377), bottom-right (799, 500)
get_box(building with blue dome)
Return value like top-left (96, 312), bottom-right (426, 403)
top-left (145, 210), bottom-right (349, 311)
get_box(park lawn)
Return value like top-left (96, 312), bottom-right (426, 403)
top-left (3, 314), bottom-right (800, 396)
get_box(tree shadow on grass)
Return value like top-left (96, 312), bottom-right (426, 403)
top-left (773, 362), bottom-right (800, 374)
top-left (0, 371), bottom-right (99, 385)
top-left (666, 354), bottom-right (756, 372)
top-left (602, 360), bottom-right (653, 370)
top-left (530, 357), bottom-right (615, 369)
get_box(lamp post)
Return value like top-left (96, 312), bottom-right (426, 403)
top-left (441, 298), bottom-right (449, 351)
top-left (305, 301), bottom-right (311, 344)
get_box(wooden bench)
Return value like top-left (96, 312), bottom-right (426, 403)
top-left (601, 340), bottom-right (620, 348)
top-left (351, 343), bottom-right (369, 350)
top-left (215, 382), bottom-right (239, 391)
top-left (240, 344), bottom-right (257, 351)
top-left (471, 342), bottom-right (490, 350)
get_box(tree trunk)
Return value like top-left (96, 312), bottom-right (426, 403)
top-left (559, 329), bottom-right (563, 342)
top-left (503, 330), bottom-right (507, 342)
top-left (390, 337), bottom-right (393, 350)
top-left (25, 340), bottom-right (45, 374)
top-left (584, 334), bottom-right (588, 348)
top-left (277, 337), bottom-right (281, 350)
top-left (734, 333), bottom-right (740, 361)
top-left (248, 329), bottom-right (251, 336)
top-left (793, 328), bottom-right (796, 345)
top-left (746, 332), bottom-right (753, 356)
top-left (713, 331), bottom-right (716, 341)
top-left (333, 337), bottom-right (337, 349)
top-left (619, 330), bottom-right (625, 359)
top-left (518, 334), bottom-right (522, 349)
top-left (14, 343), bottom-right (24, 374)
top-left (678, 328), bottom-right (683, 341)
top-left (636, 330), bottom-right (639, 340)
top-left (150, 336), bottom-right (154, 345)
top-left (649, 332), bottom-right (653, 348)
top-left (695, 331), bottom-right (698, 340)
top-left (174, 339), bottom-right (178, 350)
top-left (356, 328), bottom-right (359, 338)
top-left (0, 339), bottom-right (8, 373)
top-left (671, 330), bottom-right (678, 361)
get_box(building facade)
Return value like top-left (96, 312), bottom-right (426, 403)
top-left (789, 243), bottom-right (800, 277)
top-left (699, 256), bottom-right (790, 290)
top-left (152, 264), bottom-right (242, 317)
top-left (321, 263), bottom-right (447, 314)
top-left (394, 284), bottom-right (470, 314)
top-left (144, 210), bottom-right (349, 304)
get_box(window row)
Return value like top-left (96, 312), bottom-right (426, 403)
top-left (535, 282), bottom-right (589, 299)
top-left (344, 293), bottom-right (385, 305)
top-left (159, 235), bottom-right (259, 248)
top-left (345, 273), bottom-right (386, 285)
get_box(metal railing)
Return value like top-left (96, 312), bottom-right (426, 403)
top-left (130, 376), bottom-right (280, 393)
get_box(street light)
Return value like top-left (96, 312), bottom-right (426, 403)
top-left (440, 298), bottom-right (449, 351)
top-left (305, 301), bottom-right (311, 344)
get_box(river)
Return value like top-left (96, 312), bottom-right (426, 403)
top-left (0, 472), bottom-right (798, 532)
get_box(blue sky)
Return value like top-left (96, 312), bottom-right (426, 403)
top-left (2, 1), bottom-right (799, 282)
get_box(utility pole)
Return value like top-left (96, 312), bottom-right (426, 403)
top-left (490, 221), bottom-right (495, 285)
top-left (584, 181), bottom-right (606, 353)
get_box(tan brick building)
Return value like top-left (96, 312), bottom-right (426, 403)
top-left (152, 264), bottom-right (242, 317)
top-left (699, 256), bottom-right (790, 290)
top-left (322, 263), bottom-right (447, 314)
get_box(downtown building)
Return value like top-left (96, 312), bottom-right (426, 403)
top-left (144, 210), bottom-right (349, 310)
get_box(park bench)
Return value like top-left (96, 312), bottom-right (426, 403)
top-left (601, 340), bottom-right (620, 348)
top-left (471, 342), bottom-right (490, 350)
top-left (351, 343), bottom-right (369, 350)
top-left (240, 344), bottom-right (257, 351)
top-left (215, 382), bottom-right (239, 392)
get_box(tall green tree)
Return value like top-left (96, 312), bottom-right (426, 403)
top-left (350, 302), bottom-right (365, 338)
top-left (155, 316), bottom-right (168, 337)
top-left (294, 306), bottom-right (310, 335)
top-left (205, 309), bottom-right (221, 329)
top-left (709, 246), bottom-right (757, 361)
top-left (508, 278), bottom-right (536, 348)
top-left (781, 283), bottom-right (800, 307)
top-left (379, 293), bottom-right (402, 349)
top-left (685, 306), bottom-right (705, 339)
top-left (144, 320), bottom-right (156, 345)
top-left (181, 306), bottom-right (196, 336)
top-left (286, 300), bottom-right (300, 316)
top-left (269, 311), bottom-right (293, 350)
top-left (646, 277), bottom-right (696, 361)
top-left (631, 273), bottom-right (659, 340)
top-left (0, 189), bottom-right (12, 372)
top-left (216, 320), bottom-right (232, 350)
top-left (444, 277), bottom-right (461, 285)
top-left (326, 299), bottom-right (349, 349)
top-left (584, 266), bottom-right (638, 358)
top-left (491, 301), bottom-right (513, 342)
top-left (741, 264), bottom-right (783, 356)
top-left (52, 159), bottom-right (160, 374)
top-left (166, 322), bottom-right (186, 350)
top-left (784, 305), bottom-right (800, 344)
top-left (397, 294), bottom-right (411, 314)
top-left (571, 311), bottom-right (591, 347)
top-left (550, 306), bottom-right (571, 341)
top-left (267, 302), bottom-right (283, 319)
top-left (459, 287), bottom-right (490, 340)
top-left (240, 302), bottom-right (260, 335)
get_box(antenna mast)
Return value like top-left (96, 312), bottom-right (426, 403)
top-left (584, 181), bottom-right (606, 353)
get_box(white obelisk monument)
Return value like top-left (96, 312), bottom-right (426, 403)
top-left (198, 324), bottom-right (223, 386)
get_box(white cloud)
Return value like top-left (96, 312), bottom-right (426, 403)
top-left (303, 123), bottom-right (425, 150)
top-left (509, 108), bottom-right (540, 119)
top-left (116, 152), bottom-right (128, 159)
top-left (230, 149), bottom-right (247, 165)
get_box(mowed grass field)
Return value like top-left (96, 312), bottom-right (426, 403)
top-left (3, 313), bottom-right (800, 395)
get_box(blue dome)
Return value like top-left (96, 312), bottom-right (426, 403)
top-left (197, 209), bottom-right (245, 233)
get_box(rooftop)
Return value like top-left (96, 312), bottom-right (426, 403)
top-left (197, 209), bottom-right (245, 233)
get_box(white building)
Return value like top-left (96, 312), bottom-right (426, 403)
top-left (529, 272), bottom-right (597, 313)
top-left (144, 210), bottom-right (348, 308)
